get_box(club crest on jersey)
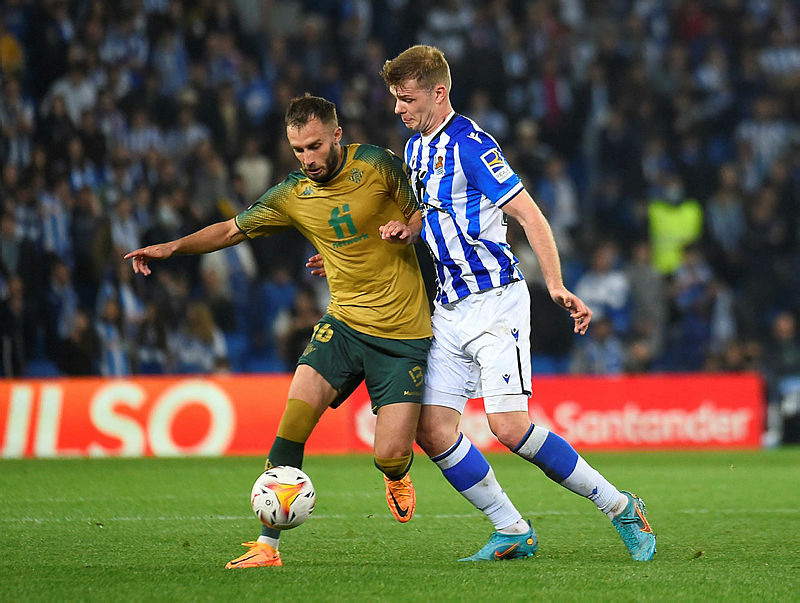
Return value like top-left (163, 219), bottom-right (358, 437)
top-left (480, 148), bottom-right (514, 183)
top-left (434, 155), bottom-right (445, 176)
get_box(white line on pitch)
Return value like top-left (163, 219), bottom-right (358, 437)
top-left (2, 508), bottom-right (799, 523)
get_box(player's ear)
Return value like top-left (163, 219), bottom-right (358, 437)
top-left (434, 84), bottom-right (448, 105)
top-left (333, 126), bottom-right (343, 144)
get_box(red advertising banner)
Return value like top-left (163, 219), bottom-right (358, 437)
top-left (0, 373), bottom-right (763, 458)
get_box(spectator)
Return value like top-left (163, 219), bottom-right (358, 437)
top-left (56, 308), bottom-right (97, 375)
top-left (648, 172), bottom-right (703, 275)
top-left (574, 240), bottom-right (631, 335)
top-left (234, 135), bottom-right (273, 201)
top-left (171, 301), bottom-right (229, 374)
top-left (571, 317), bottom-right (626, 375)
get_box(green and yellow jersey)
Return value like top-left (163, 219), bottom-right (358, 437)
top-left (235, 143), bottom-right (431, 339)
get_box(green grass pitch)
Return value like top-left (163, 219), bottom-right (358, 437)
top-left (2, 449), bottom-right (799, 601)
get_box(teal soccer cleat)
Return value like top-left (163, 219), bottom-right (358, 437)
top-left (611, 491), bottom-right (656, 561)
top-left (459, 520), bottom-right (538, 561)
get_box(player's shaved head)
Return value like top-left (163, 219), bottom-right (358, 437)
top-left (381, 45), bottom-right (451, 91)
top-left (285, 94), bottom-right (339, 129)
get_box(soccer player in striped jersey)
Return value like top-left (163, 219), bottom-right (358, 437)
top-left (380, 45), bottom-right (656, 562)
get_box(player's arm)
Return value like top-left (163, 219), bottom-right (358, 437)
top-left (124, 218), bottom-right (246, 276)
top-left (502, 190), bottom-right (592, 335)
top-left (380, 147), bottom-right (421, 244)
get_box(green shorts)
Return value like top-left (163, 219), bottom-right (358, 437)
top-left (297, 314), bottom-right (431, 413)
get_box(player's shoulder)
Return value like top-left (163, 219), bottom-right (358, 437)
top-left (251, 170), bottom-right (306, 206)
top-left (351, 143), bottom-right (404, 172)
top-left (449, 114), bottom-right (496, 147)
top-left (351, 142), bottom-right (395, 162)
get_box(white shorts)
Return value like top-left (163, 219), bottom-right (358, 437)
top-left (424, 280), bottom-right (532, 414)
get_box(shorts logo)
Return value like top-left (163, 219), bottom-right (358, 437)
top-left (502, 374), bottom-right (511, 383)
top-left (480, 148), bottom-right (514, 183)
top-left (511, 328), bottom-right (519, 341)
top-left (433, 155), bottom-right (445, 176)
top-left (408, 365), bottom-right (424, 388)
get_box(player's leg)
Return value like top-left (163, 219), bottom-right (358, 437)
top-left (374, 402), bottom-right (419, 522)
top-left (477, 282), bottom-right (655, 560)
top-left (363, 332), bottom-right (430, 522)
top-left (415, 402), bottom-right (537, 561)
top-left (225, 364), bottom-right (337, 569)
top-left (228, 314), bottom-right (357, 569)
top-left (492, 413), bottom-right (655, 560)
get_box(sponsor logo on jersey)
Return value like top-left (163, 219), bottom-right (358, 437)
top-left (480, 148), bottom-right (514, 183)
top-left (328, 204), bottom-right (359, 239)
top-left (300, 185), bottom-right (315, 196)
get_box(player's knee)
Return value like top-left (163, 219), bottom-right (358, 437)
top-left (488, 418), bottom-right (531, 450)
top-left (414, 421), bottom-right (440, 454)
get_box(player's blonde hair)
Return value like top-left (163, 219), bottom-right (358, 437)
top-left (380, 45), bottom-right (451, 91)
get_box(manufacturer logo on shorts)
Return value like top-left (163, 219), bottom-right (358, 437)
top-left (502, 374), bottom-right (511, 383)
top-left (511, 328), bottom-right (519, 341)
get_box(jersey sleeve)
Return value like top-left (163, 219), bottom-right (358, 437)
top-left (383, 148), bottom-right (419, 219)
top-left (458, 134), bottom-right (523, 207)
top-left (234, 177), bottom-right (295, 238)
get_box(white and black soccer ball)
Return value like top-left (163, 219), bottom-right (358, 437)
top-left (250, 466), bottom-right (316, 530)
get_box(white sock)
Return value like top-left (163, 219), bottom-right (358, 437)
top-left (432, 433), bottom-right (523, 531)
top-left (514, 425), bottom-right (623, 516)
top-left (257, 535), bottom-right (280, 549)
top-left (607, 493), bottom-right (630, 519)
top-left (498, 518), bottom-right (530, 535)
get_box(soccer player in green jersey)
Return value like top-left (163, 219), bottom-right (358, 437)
top-left (125, 95), bottom-right (432, 568)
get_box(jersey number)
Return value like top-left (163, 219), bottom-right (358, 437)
top-left (312, 323), bottom-right (334, 343)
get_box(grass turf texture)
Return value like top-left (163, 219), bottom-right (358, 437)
top-left (2, 449), bottom-right (799, 602)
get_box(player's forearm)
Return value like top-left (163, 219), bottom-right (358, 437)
top-left (504, 191), bottom-right (564, 292)
top-left (171, 219), bottom-right (246, 255)
top-left (407, 211), bottom-right (423, 243)
top-left (521, 210), bottom-right (564, 291)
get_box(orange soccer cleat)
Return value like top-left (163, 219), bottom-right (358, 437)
top-left (384, 473), bottom-right (416, 523)
top-left (224, 541), bottom-right (282, 569)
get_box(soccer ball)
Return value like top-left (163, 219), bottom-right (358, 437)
top-left (250, 466), bottom-right (316, 530)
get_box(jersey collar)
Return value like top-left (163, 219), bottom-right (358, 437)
top-left (421, 111), bottom-right (457, 145)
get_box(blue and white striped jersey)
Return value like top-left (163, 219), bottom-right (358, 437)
top-left (405, 112), bottom-right (524, 305)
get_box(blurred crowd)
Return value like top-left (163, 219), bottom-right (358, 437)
top-left (1, 0), bottom-right (800, 436)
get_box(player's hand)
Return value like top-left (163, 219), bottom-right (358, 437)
top-left (550, 287), bottom-right (592, 335)
top-left (123, 244), bottom-right (175, 276)
top-left (379, 220), bottom-right (412, 244)
top-left (306, 253), bottom-right (326, 277)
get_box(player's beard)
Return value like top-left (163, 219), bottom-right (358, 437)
top-left (304, 144), bottom-right (342, 183)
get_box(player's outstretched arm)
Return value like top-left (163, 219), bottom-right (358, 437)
top-left (379, 210), bottom-right (422, 245)
top-left (124, 218), bottom-right (246, 276)
top-left (501, 190), bottom-right (592, 335)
